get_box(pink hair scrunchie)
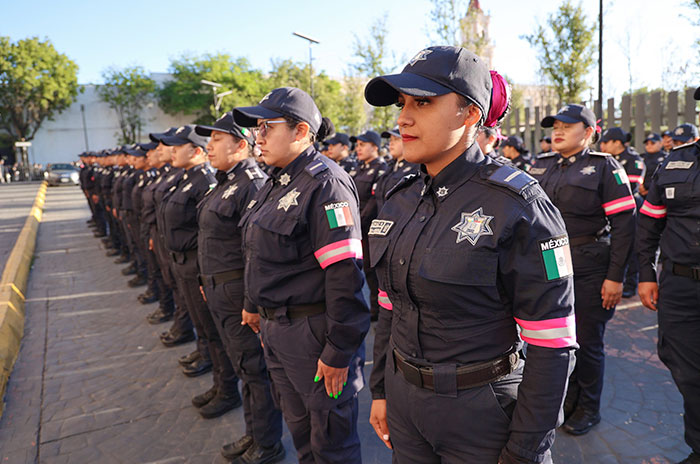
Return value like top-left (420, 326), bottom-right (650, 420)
top-left (485, 71), bottom-right (511, 128)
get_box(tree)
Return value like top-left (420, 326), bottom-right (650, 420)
top-left (524, 0), bottom-right (596, 105)
top-left (158, 53), bottom-right (267, 124)
top-left (0, 36), bottom-right (80, 142)
top-left (352, 15), bottom-right (399, 131)
top-left (336, 74), bottom-right (367, 134)
top-left (98, 66), bottom-right (156, 144)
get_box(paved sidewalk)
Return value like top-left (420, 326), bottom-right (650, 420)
top-left (0, 182), bottom-right (43, 272)
top-left (0, 185), bottom-right (692, 463)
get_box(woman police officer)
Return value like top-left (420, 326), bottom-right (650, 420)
top-left (364, 46), bottom-right (576, 464)
top-left (233, 87), bottom-right (370, 464)
top-left (531, 104), bottom-right (636, 435)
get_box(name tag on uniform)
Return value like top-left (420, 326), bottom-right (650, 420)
top-left (529, 167), bottom-right (547, 175)
top-left (666, 161), bottom-right (694, 170)
top-left (369, 219), bottom-right (394, 236)
top-left (665, 187), bottom-right (675, 199)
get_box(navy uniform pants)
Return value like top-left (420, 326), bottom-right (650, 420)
top-left (657, 266), bottom-right (700, 453)
top-left (151, 226), bottom-right (192, 336)
top-left (260, 314), bottom-right (364, 464)
top-left (171, 250), bottom-right (239, 396)
top-left (203, 277), bottom-right (282, 446)
top-left (567, 242), bottom-right (615, 414)
top-left (385, 352), bottom-right (535, 464)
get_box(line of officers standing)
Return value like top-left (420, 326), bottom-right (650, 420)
top-left (75, 53), bottom-right (700, 464)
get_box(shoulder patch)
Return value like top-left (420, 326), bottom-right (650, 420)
top-left (386, 173), bottom-right (419, 200)
top-left (305, 158), bottom-right (329, 178)
top-left (589, 151), bottom-right (610, 157)
top-left (537, 152), bottom-right (556, 159)
top-left (486, 165), bottom-right (537, 196)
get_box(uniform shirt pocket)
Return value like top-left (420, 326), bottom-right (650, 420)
top-left (253, 214), bottom-right (301, 263)
top-left (659, 170), bottom-right (693, 204)
top-left (419, 248), bottom-right (498, 286)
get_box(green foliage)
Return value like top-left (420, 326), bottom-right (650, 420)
top-left (98, 66), bottom-right (156, 144)
top-left (523, 0), bottom-right (596, 105)
top-left (0, 36), bottom-right (80, 142)
top-left (158, 53), bottom-right (267, 124)
top-left (352, 14), bottom-right (399, 131)
top-left (336, 75), bottom-right (367, 134)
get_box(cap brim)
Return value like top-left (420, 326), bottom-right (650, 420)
top-left (671, 135), bottom-right (691, 142)
top-left (382, 130), bottom-right (401, 138)
top-left (149, 132), bottom-right (168, 142)
top-left (233, 106), bottom-right (283, 127)
top-left (159, 135), bottom-right (190, 147)
top-left (195, 125), bottom-right (218, 136)
top-left (139, 142), bottom-right (158, 151)
top-left (541, 114), bottom-right (582, 128)
top-left (365, 73), bottom-right (453, 106)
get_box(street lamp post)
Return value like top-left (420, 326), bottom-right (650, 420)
top-left (292, 32), bottom-right (320, 98)
top-left (200, 79), bottom-right (231, 117)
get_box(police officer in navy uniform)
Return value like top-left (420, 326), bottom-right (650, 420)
top-left (325, 133), bottom-right (357, 174)
top-left (532, 104), bottom-right (636, 435)
top-left (364, 46), bottom-right (576, 464)
top-left (234, 87), bottom-right (370, 463)
top-left (120, 145), bottom-right (150, 289)
top-left (160, 125), bottom-right (243, 418)
top-left (671, 123), bottom-right (700, 148)
top-left (375, 126), bottom-right (419, 211)
top-left (500, 135), bottom-right (532, 171)
top-left (637, 87), bottom-right (700, 464)
top-left (640, 133), bottom-right (667, 197)
top-left (192, 114), bottom-right (285, 463)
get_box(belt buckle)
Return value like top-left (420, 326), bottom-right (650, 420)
top-left (396, 352), bottom-right (424, 388)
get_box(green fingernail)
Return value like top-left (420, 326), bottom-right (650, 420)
top-left (343, 381), bottom-right (347, 386)
top-left (314, 376), bottom-right (320, 382)
top-left (329, 392), bottom-right (333, 398)
top-left (334, 392), bottom-right (338, 399)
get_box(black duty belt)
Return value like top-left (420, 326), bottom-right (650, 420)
top-left (199, 269), bottom-right (243, 287)
top-left (257, 303), bottom-right (326, 321)
top-left (672, 263), bottom-right (700, 281)
top-left (393, 349), bottom-right (519, 391)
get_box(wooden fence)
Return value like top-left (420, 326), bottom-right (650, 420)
top-left (501, 87), bottom-right (699, 153)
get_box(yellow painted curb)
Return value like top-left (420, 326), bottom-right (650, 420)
top-left (0, 181), bottom-right (48, 418)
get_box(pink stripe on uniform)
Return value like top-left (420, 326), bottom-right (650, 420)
top-left (514, 315), bottom-right (574, 331)
top-left (640, 200), bottom-right (667, 218)
top-left (602, 195), bottom-right (636, 215)
top-left (314, 238), bottom-right (363, 269)
top-left (378, 289), bottom-right (392, 310)
top-left (628, 175), bottom-right (643, 184)
top-left (514, 315), bottom-right (577, 348)
top-left (520, 334), bottom-right (577, 349)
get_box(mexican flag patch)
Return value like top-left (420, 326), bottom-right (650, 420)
top-left (324, 202), bottom-right (354, 229)
top-left (612, 168), bottom-right (629, 185)
top-left (540, 235), bottom-right (573, 281)
top-left (635, 160), bottom-right (644, 170)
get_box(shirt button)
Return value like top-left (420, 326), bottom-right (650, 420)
top-left (418, 216), bottom-right (426, 222)
top-left (411, 352), bottom-right (417, 357)
top-left (399, 258), bottom-right (406, 265)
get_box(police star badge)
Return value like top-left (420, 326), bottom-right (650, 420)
top-left (436, 186), bottom-right (449, 197)
top-left (222, 184), bottom-right (238, 199)
top-left (451, 208), bottom-right (494, 245)
top-left (409, 49), bottom-right (432, 66)
top-left (580, 165), bottom-right (596, 175)
top-left (279, 173), bottom-right (291, 186)
top-left (278, 188), bottom-right (301, 212)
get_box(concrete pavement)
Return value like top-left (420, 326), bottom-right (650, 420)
top-left (0, 184), bottom-right (692, 463)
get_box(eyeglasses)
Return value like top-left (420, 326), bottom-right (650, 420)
top-left (255, 120), bottom-right (287, 137)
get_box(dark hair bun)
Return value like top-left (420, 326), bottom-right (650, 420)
top-left (316, 117), bottom-right (334, 142)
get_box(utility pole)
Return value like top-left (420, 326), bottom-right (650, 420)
top-left (293, 32), bottom-right (320, 98)
top-left (597, 0), bottom-right (603, 120)
top-left (80, 104), bottom-right (90, 150)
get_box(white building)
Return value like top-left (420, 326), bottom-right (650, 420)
top-left (26, 73), bottom-right (194, 165)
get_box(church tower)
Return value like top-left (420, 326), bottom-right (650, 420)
top-left (461, 0), bottom-right (495, 69)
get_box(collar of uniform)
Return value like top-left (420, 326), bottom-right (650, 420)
top-left (557, 148), bottom-right (586, 165)
top-left (420, 143), bottom-right (486, 202)
top-left (361, 157), bottom-right (385, 170)
top-left (270, 145), bottom-right (316, 184)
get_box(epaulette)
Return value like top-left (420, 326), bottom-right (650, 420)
top-left (485, 164), bottom-right (537, 196)
top-left (305, 158), bottom-right (329, 178)
top-left (589, 151), bottom-right (610, 157)
top-left (386, 173), bottom-right (419, 199)
top-left (537, 152), bottom-right (557, 159)
top-left (245, 167), bottom-right (265, 180)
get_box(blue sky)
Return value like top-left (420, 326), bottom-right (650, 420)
top-left (2, 0), bottom-right (697, 101)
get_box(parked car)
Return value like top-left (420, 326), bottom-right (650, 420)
top-left (45, 163), bottom-right (79, 186)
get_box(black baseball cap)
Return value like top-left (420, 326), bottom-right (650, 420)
top-left (160, 125), bottom-right (209, 149)
top-left (364, 46), bottom-right (492, 123)
top-left (502, 135), bottom-right (525, 151)
top-left (233, 87), bottom-right (322, 134)
top-left (326, 133), bottom-right (350, 146)
top-left (139, 142), bottom-right (158, 151)
top-left (381, 126), bottom-right (401, 138)
top-left (600, 127), bottom-right (631, 143)
top-left (149, 127), bottom-right (178, 143)
top-left (195, 111), bottom-right (255, 145)
top-left (124, 145), bottom-right (147, 157)
top-left (671, 123), bottom-right (699, 143)
top-left (350, 130), bottom-right (382, 147)
top-left (644, 133), bottom-right (662, 143)
top-left (541, 104), bottom-right (596, 128)
top-left (540, 136), bottom-right (552, 143)
top-left (662, 130), bottom-right (672, 137)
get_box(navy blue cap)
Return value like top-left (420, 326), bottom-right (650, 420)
top-left (160, 125), bottom-right (209, 149)
top-left (139, 142), bottom-right (158, 151)
top-left (381, 126), bottom-right (401, 138)
top-left (233, 87), bottom-right (322, 134)
top-left (541, 104), bottom-right (597, 128)
top-left (644, 133), bottom-right (662, 143)
top-left (350, 130), bottom-right (382, 147)
top-left (364, 46), bottom-right (492, 122)
top-left (695, 86), bottom-right (700, 100)
top-left (600, 127), bottom-right (631, 143)
top-left (662, 130), bottom-right (672, 137)
top-left (540, 136), bottom-right (552, 143)
top-left (195, 111), bottom-right (255, 145)
top-left (124, 145), bottom-right (147, 157)
top-left (671, 123), bottom-right (699, 142)
top-left (326, 133), bottom-right (351, 146)
top-left (149, 127), bottom-right (178, 143)
top-left (502, 135), bottom-right (525, 151)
